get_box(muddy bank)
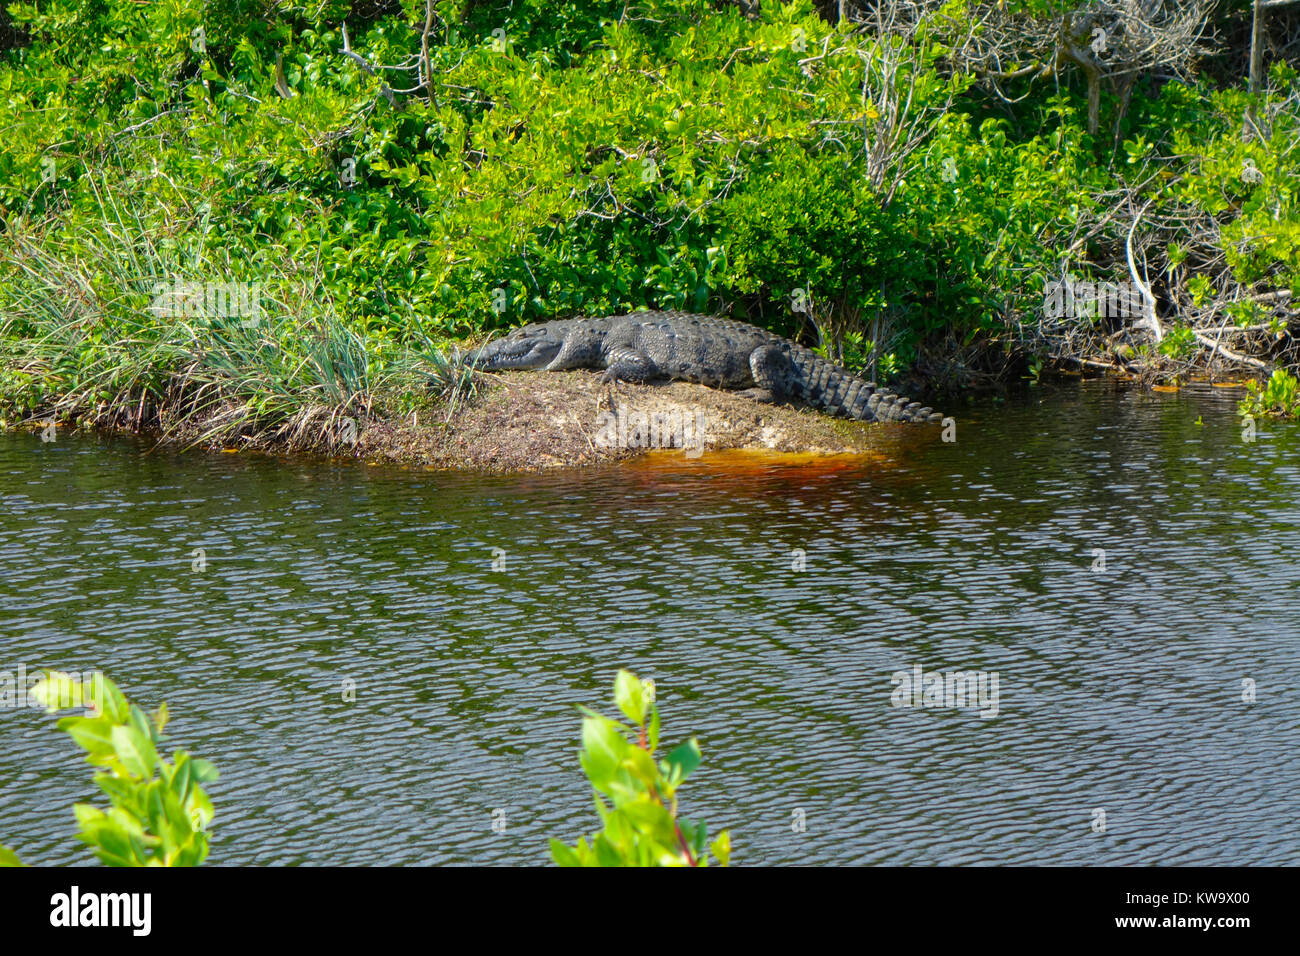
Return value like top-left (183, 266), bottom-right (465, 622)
top-left (11, 368), bottom-right (1257, 474)
top-left (2, 368), bottom-right (945, 472)
top-left (355, 370), bottom-right (937, 472)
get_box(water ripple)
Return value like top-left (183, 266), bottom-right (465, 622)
top-left (1, 381), bottom-right (1297, 865)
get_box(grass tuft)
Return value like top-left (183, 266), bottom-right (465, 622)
top-left (0, 171), bottom-right (447, 452)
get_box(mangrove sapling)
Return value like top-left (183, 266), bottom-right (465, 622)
top-left (550, 669), bottom-right (732, 867)
top-left (1241, 367), bottom-right (1300, 418)
top-left (0, 672), bottom-right (218, 867)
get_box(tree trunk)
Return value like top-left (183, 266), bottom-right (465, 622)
top-left (1086, 67), bottom-right (1101, 135)
top-left (1250, 0), bottom-right (1266, 93)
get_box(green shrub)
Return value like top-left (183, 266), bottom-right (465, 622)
top-left (550, 669), bottom-right (731, 867)
top-left (0, 0), bottom-right (1101, 377)
top-left (0, 671), bottom-right (218, 867)
top-left (1242, 368), bottom-right (1300, 419)
top-left (2, 0), bottom-right (1296, 412)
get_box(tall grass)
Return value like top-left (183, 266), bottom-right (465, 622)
top-left (0, 173), bottom-right (450, 451)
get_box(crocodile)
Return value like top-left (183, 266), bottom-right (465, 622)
top-left (462, 311), bottom-right (944, 424)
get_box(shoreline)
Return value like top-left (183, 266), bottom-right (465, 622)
top-left (1, 367), bottom-right (1255, 474)
top-left (3, 368), bottom-right (944, 473)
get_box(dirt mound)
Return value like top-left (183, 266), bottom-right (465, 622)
top-left (358, 370), bottom-right (940, 473)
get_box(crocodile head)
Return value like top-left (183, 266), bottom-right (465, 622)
top-left (468, 325), bottom-right (565, 371)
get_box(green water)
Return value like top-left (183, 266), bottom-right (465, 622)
top-left (1, 379), bottom-right (1296, 865)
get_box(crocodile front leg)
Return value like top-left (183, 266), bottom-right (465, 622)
top-left (599, 323), bottom-right (659, 384)
top-left (600, 346), bottom-right (659, 384)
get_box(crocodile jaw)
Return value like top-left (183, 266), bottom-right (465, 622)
top-left (471, 335), bottom-right (562, 371)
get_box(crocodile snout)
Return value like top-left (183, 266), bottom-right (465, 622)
top-left (471, 333), bottom-right (562, 370)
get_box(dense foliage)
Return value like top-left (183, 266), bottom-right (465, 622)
top-left (0, 1), bottom-right (1297, 436)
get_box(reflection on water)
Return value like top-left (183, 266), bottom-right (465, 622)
top-left (1, 379), bottom-right (1297, 865)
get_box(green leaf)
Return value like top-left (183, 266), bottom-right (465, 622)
top-left (160, 789), bottom-right (193, 852)
top-left (593, 834), bottom-right (625, 867)
top-left (169, 753), bottom-right (194, 801)
top-left (613, 669), bottom-right (649, 726)
top-left (690, 819), bottom-right (707, 859)
top-left (58, 715), bottom-right (116, 756)
top-left (189, 757), bottom-right (219, 783)
top-left (154, 702), bottom-right (169, 735)
top-left (0, 844), bottom-right (26, 867)
top-left (96, 676), bottom-right (129, 724)
top-left (144, 782), bottom-right (169, 845)
top-left (93, 772), bottom-right (141, 810)
top-left (549, 839), bottom-right (581, 867)
top-left (621, 745), bottom-right (658, 787)
top-left (647, 704), bottom-right (660, 753)
top-left (664, 738), bottom-right (702, 783)
top-left (81, 818), bottom-right (139, 867)
top-left (618, 800), bottom-right (676, 840)
top-left (579, 716), bottom-right (626, 790)
top-left (110, 723), bottom-right (157, 779)
top-left (709, 830), bottom-right (732, 867)
top-left (184, 787), bottom-right (215, 830)
top-left (128, 704), bottom-right (154, 746)
top-left (73, 803), bottom-right (108, 830)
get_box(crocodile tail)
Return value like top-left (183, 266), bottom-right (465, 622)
top-left (787, 346), bottom-right (943, 424)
